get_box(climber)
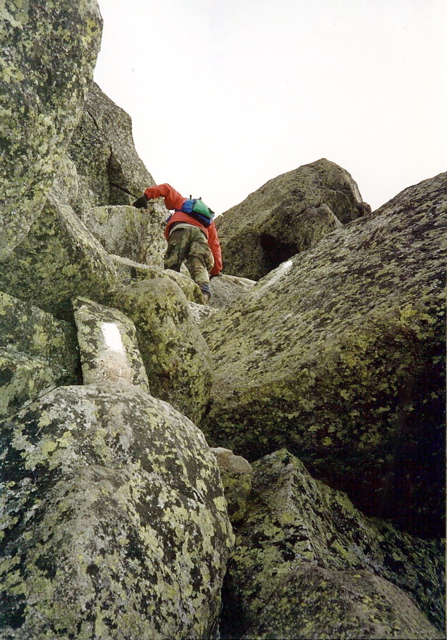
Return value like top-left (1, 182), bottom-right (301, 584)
top-left (132, 183), bottom-right (222, 303)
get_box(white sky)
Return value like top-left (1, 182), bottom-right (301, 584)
top-left (94, 0), bottom-right (447, 214)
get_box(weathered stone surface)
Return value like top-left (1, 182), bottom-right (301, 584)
top-left (0, 291), bottom-right (78, 419)
top-left (242, 564), bottom-right (444, 640)
top-left (67, 82), bottom-right (156, 211)
top-left (222, 450), bottom-right (444, 638)
top-left (208, 274), bottom-right (256, 309)
top-left (189, 302), bottom-right (218, 325)
top-left (0, 384), bottom-right (234, 639)
top-left (202, 173), bottom-right (446, 536)
top-left (110, 255), bottom-right (204, 303)
top-left (216, 159), bottom-right (367, 280)
top-left (0, 291), bottom-right (78, 376)
top-left (0, 190), bottom-right (119, 319)
top-left (0, 0), bottom-right (103, 261)
top-left (106, 278), bottom-right (213, 424)
top-left (73, 297), bottom-right (150, 391)
top-left (79, 204), bottom-right (166, 265)
top-left (211, 448), bottom-right (253, 524)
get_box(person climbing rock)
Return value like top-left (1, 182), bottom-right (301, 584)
top-left (133, 183), bottom-right (222, 303)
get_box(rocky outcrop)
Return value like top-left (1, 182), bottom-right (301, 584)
top-left (111, 255), bottom-right (204, 304)
top-left (0, 4), bottom-right (444, 636)
top-left (73, 296), bottom-right (150, 391)
top-left (0, 0), bottom-right (103, 261)
top-left (215, 159), bottom-right (369, 280)
top-left (222, 450), bottom-right (444, 639)
top-left (208, 274), bottom-right (256, 309)
top-left (0, 384), bottom-right (233, 639)
top-left (202, 172), bottom-right (446, 537)
top-left (67, 82), bottom-right (155, 211)
top-left (211, 448), bottom-right (253, 524)
top-left (241, 565), bottom-right (443, 640)
top-left (65, 82), bottom-right (170, 268)
top-left (105, 279), bottom-right (213, 424)
top-left (79, 205), bottom-right (166, 267)
top-left (0, 190), bottom-right (119, 319)
top-left (0, 291), bottom-right (79, 420)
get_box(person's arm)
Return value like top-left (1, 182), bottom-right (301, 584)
top-left (207, 223), bottom-right (223, 275)
top-left (144, 183), bottom-right (185, 210)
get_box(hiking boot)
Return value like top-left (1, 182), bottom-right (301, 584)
top-left (199, 283), bottom-right (211, 305)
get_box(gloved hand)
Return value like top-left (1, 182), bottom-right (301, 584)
top-left (132, 194), bottom-right (149, 209)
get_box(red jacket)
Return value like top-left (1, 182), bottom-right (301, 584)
top-left (144, 183), bottom-right (222, 276)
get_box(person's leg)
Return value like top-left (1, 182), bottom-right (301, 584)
top-left (186, 228), bottom-right (215, 303)
top-left (163, 228), bottom-right (189, 272)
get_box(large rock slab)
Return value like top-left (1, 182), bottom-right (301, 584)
top-left (222, 450), bottom-right (444, 638)
top-left (73, 296), bottom-right (150, 391)
top-left (202, 173), bottom-right (446, 536)
top-left (242, 564), bottom-right (443, 640)
top-left (63, 82), bottom-right (170, 267)
top-left (67, 82), bottom-right (156, 211)
top-left (106, 278), bottom-right (213, 424)
top-left (208, 274), bottom-right (256, 309)
top-left (111, 255), bottom-right (204, 303)
top-left (80, 205), bottom-right (166, 266)
top-left (0, 291), bottom-right (78, 419)
top-left (0, 190), bottom-right (119, 318)
top-left (0, 384), bottom-right (234, 639)
top-left (0, 0), bottom-right (102, 260)
top-left (216, 159), bottom-right (367, 280)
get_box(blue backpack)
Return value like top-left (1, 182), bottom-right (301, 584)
top-left (181, 198), bottom-right (215, 227)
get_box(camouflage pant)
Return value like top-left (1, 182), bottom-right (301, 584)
top-left (164, 225), bottom-right (214, 286)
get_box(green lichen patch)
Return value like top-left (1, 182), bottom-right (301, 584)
top-left (211, 448), bottom-right (253, 524)
top-left (67, 82), bottom-right (157, 214)
top-left (0, 291), bottom-right (78, 373)
top-left (202, 173), bottom-right (446, 536)
top-left (222, 450), bottom-right (444, 638)
top-left (0, 384), bottom-right (234, 639)
top-left (0, 291), bottom-right (78, 419)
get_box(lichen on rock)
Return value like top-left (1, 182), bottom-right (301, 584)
top-left (111, 255), bottom-right (204, 304)
top-left (0, 0), bottom-right (103, 260)
top-left (0, 190), bottom-right (119, 319)
top-left (73, 296), bottom-right (150, 391)
top-left (202, 172), bottom-right (446, 536)
top-left (0, 384), bottom-right (234, 639)
top-left (105, 278), bottom-right (213, 424)
top-left (221, 449), bottom-right (445, 638)
top-left (215, 158), bottom-right (366, 280)
top-left (0, 291), bottom-right (78, 419)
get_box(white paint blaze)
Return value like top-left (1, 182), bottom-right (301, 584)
top-left (101, 322), bottom-right (125, 354)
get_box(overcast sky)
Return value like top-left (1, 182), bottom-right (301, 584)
top-left (94, 0), bottom-right (447, 215)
